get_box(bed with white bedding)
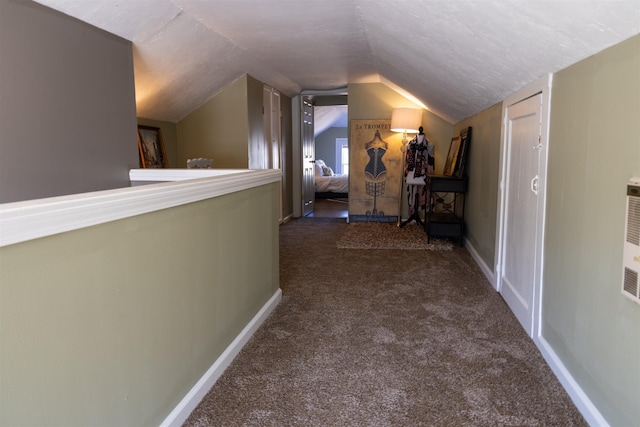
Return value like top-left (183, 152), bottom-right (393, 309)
top-left (314, 159), bottom-right (348, 198)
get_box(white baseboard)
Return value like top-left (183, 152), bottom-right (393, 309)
top-left (535, 335), bottom-right (609, 427)
top-left (163, 247), bottom-right (608, 426)
top-left (159, 288), bottom-right (282, 427)
top-left (464, 237), bottom-right (497, 290)
top-left (465, 237), bottom-right (607, 425)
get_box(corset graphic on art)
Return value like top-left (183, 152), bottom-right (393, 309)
top-left (364, 131), bottom-right (387, 180)
top-left (363, 130), bottom-right (388, 219)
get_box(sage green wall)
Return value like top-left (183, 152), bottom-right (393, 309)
top-left (175, 74), bottom-right (293, 219)
top-left (451, 35), bottom-right (640, 423)
top-left (0, 0), bottom-right (138, 203)
top-left (137, 118), bottom-right (179, 168)
top-left (177, 75), bottom-right (250, 168)
top-left (543, 35), bottom-right (640, 426)
top-left (453, 103), bottom-right (503, 269)
top-left (0, 184), bottom-right (280, 426)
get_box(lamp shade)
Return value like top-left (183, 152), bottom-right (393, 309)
top-left (390, 108), bottom-right (422, 133)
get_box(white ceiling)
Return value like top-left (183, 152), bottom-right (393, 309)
top-left (34, 0), bottom-right (640, 124)
top-left (314, 105), bottom-right (349, 136)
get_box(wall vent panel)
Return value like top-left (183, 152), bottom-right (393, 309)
top-left (623, 268), bottom-right (639, 298)
top-left (626, 194), bottom-right (640, 245)
top-left (622, 182), bottom-right (640, 304)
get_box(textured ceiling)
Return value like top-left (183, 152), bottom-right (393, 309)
top-left (34, 0), bottom-right (640, 123)
top-left (315, 105), bottom-right (349, 136)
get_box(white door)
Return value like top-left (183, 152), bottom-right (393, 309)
top-left (264, 86), bottom-right (283, 220)
top-left (498, 93), bottom-right (542, 335)
top-left (302, 97), bottom-right (315, 216)
top-left (263, 86), bottom-right (281, 169)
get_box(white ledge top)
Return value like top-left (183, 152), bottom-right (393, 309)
top-left (129, 168), bottom-right (249, 181)
top-left (0, 169), bottom-right (281, 247)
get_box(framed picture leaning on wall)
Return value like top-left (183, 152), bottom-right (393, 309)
top-left (453, 127), bottom-right (472, 177)
top-left (443, 136), bottom-right (461, 176)
top-left (137, 125), bottom-right (167, 168)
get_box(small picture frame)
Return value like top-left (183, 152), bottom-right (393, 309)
top-left (443, 136), bottom-right (461, 176)
top-left (454, 127), bottom-right (472, 177)
top-left (137, 125), bottom-right (167, 168)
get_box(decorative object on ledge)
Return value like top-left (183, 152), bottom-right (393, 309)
top-left (137, 125), bottom-right (167, 169)
top-left (187, 158), bottom-right (214, 169)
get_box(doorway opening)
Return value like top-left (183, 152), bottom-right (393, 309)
top-left (309, 104), bottom-right (348, 218)
top-left (293, 90), bottom-right (348, 218)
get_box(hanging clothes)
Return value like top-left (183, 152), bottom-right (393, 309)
top-left (405, 133), bottom-right (434, 215)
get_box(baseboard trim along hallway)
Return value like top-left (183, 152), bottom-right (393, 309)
top-left (536, 335), bottom-right (609, 427)
top-left (464, 237), bottom-right (496, 290)
top-left (159, 288), bottom-right (283, 427)
top-left (465, 240), bottom-right (608, 425)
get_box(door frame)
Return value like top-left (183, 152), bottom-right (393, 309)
top-left (292, 88), bottom-right (348, 217)
top-left (292, 95), bottom-right (303, 217)
top-left (494, 74), bottom-right (552, 338)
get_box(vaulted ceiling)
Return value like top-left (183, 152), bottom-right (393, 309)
top-left (34, 0), bottom-right (640, 124)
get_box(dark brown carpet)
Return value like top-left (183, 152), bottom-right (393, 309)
top-left (184, 217), bottom-right (586, 426)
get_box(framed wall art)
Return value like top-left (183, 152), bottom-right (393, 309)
top-left (349, 119), bottom-right (403, 223)
top-left (453, 127), bottom-right (472, 177)
top-left (443, 136), bottom-right (461, 176)
top-left (137, 125), bottom-right (167, 168)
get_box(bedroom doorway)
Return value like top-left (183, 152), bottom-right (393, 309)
top-left (293, 90), bottom-right (348, 218)
top-left (312, 102), bottom-right (348, 216)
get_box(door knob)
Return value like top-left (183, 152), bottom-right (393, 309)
top-left (530, 175), bottom-right (539, 195)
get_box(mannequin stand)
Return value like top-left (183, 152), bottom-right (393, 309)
top-left (400, 186), bottom-right (425, 228)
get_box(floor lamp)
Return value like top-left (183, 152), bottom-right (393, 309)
top-left (391, 108), bottom-right (422, 226)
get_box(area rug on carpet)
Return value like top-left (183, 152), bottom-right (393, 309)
top-left (336, 222), bottom-right (454, 250)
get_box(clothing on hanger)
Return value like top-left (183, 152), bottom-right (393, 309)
top-left (404, 132), bottom-right (435, 215)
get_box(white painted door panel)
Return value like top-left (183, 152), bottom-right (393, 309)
top-left (500, 94), bottom-right (541, 335)
top-left (302, 97), bottom-right (315, 216)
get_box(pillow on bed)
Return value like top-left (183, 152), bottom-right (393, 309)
top-left (322, 166), bottom-right (334, 176)
top-left (315, 161), bottom-right (325, 176)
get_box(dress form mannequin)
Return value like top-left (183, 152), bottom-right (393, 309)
top-left (401, 126), bottom-right (434, 227)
